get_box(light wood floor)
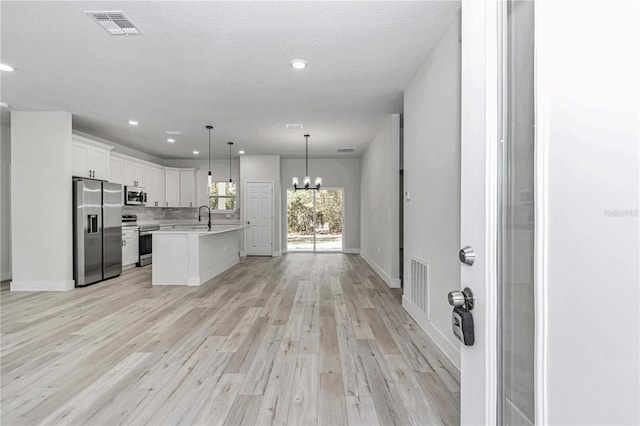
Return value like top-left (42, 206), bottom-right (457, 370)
top-left (1, 254), bottom-right (460, 425)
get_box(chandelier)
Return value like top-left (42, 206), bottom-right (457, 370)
top-left (292, 134), bottom-right (322, 191)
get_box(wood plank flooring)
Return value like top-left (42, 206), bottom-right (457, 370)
top-left (1, 254), bottom-right (460, 425)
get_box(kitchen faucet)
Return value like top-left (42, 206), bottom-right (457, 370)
top-left (198, 205), bottom-right (211, 230)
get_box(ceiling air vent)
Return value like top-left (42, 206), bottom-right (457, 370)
top-left (337, 148), bottom-right (355, 153)
top-left (85, 11), bottom-right (143, 36)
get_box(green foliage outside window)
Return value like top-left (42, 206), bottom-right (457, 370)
top-left (210, 181), bottom-right (236, 211)
top-left (287, 189), bottom-right (342, 235)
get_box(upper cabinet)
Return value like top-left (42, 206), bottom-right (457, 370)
top-left (72, 135), bottom-right (113, 180)
top-left (165, 168), bottom-right (180, 207)
top-left (179, 169), bottom-right (198, 208)
top-left (110, 156), bottom-right (124, 184)
top-left (144, 165), bottom-right (166, 207)
top-left (124, 160), bottom-right (145, 187)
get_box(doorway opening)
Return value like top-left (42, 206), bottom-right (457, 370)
top-left (287, 188), bottom-right (344, 252)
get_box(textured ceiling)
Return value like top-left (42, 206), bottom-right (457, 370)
top-left (1, 1), bottom-right (460, 159)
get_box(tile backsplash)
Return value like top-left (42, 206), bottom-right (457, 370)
top-left (122, 206), bottom-right (240, 222)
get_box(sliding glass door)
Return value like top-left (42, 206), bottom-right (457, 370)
top-left (287, 188), bottom-right (343, 252)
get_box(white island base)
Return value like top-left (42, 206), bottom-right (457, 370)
top-left (151, 226), bottom-right (244, 286)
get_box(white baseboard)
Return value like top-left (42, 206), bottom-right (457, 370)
top-left (1, 272), bottom-right (12, 281)
top-left (344, 248), bottom-right (360, 254)
top-left (360, 252), bottom-right (401, 288)
top-left (240, 251), bottom-right (246, 257)
top-left (272, 250), bottom-right (282, 257)
top-left (402, 295), bottom-right (461, 371)
top-left (10, 280), bottom-right (75, 292)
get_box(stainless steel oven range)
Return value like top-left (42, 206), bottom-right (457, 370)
top-left (138, 224), bottom-right (160, 266)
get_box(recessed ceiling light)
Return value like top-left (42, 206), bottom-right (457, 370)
top-left (0, 102), bottom-right (9, 108)
top-left (238, 150), bottom-right (245, 154)
top-left (290, 59), bottom-right (308, 70)
top-left (128, 120), bottom-right (138, 126)
top-left (167, 138), bottom-right (175, 143)
top-left (0, 64), bottom-right (15, 72)
top-left (193, 150), bottom-right (199, 155)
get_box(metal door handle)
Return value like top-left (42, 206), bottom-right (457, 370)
top-left (448, 287), bottom-right (475, 311)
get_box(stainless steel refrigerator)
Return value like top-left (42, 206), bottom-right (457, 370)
top-left (73, 178), bottom-right (122, 286)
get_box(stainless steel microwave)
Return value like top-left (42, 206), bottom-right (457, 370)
top-left (124, 186), bottom-right (147, 206)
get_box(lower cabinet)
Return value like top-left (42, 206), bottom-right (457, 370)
top-left (122, 228), bottom-right (139, 268)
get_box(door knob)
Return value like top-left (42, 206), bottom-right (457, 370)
top-left (448, 287), bottom-right (475, 311)
top-left (247, 221), bottom-right (251, 225)
top-left (459, 246), bottom-right (475, 265)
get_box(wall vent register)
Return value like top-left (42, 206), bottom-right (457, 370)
top-left (410, 257), bottom-right (430, 319)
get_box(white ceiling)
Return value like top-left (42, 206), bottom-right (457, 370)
top-left (1, 1), bottom-right (460, 159)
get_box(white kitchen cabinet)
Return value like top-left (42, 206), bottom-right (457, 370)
top-left (179, 169), bottom-right (197, 208)
top-left (122, 228), bottom-right (139, 268)
top-left (153, 167), bottom-right (166, 207)
top-left (143, 165), bottom-right (166, 207)
top-left (110, 156), bottom-right (124, 184)
top-left (165, 169), bottom-right (180, 207)
top-left (72, 137), bottom-right (112, 180)
top-left (124, 159), bottom-right (144, 187)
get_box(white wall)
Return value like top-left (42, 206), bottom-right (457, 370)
top-left (402, 15), bottom-right (462, 366)
top-left (360, 115), bottom-right (400, 287)
top-left (1, 123), bottom-right (11, 280)
top-left (536, 1), bottom-right (639, 424)
top-left (281, 158), bottom-right (361, 253)
top-left (11, 112), bottom-right (74, 291)
top-left (240, 155), bottom-right (281, 255)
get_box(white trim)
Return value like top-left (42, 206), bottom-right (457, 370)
top-left (533, 3), bottom-right (549, 422)
top-left (1, 272), bottom-right (11, 281)
top-left (344, 248), bottom-right (360, 254)
top-left (483, 0), bottom-right (500, 423)
top-left (240, 251), bottom-right (246, 257)
top-left (402, 295), bottom-right (461, 371)
top-left (10, 280), bottom-right (75, 292)
top-left (72, 133), bottom-right (114, 151)
top-left (360, 252), bottom-right (401, 289)
top-left (272, 250), bottom-right (282, 257)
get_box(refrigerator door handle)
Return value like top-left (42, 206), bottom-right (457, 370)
top-left (88, 214), bottom-right (99, 233)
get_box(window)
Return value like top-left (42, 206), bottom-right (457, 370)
top-left (209, 181), bottom-right (237, 211)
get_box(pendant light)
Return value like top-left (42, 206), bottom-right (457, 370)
top-left (292, 134), bottom-right (322, 191)
top-left (227, 141), bottom-right (234, 183)
top-left (206, 125), bottom-right (213, 187)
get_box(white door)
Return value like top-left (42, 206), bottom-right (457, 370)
top-left (460, 1), bottom-right (535, 424)
top-left (245, 181), bottom-right (273, 256)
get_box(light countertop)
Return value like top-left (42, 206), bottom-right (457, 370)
top-left (150, 224), bottom-right (246, 236)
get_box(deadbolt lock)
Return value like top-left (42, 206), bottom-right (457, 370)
top-left (459, 246), bottom-right (475, 266)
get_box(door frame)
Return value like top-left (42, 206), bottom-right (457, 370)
top-left (461, 1), bottom-right (547, 424)
top-left (243, 180), bottom-right (274, 257)
top-left (284, 186), bottom-right (346, 253)
top-left (460, 0), bottom-right (500, 424)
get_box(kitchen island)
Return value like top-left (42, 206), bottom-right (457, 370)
top-left (151, 225), bottom-right (245, 286)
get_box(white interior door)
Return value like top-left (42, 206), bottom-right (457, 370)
top-left (245, 181), bottom-right (273, 256)
top-left (459, 1), bottom-right (499, 424)
top-left (460, 1), bottom-right (537, 424)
